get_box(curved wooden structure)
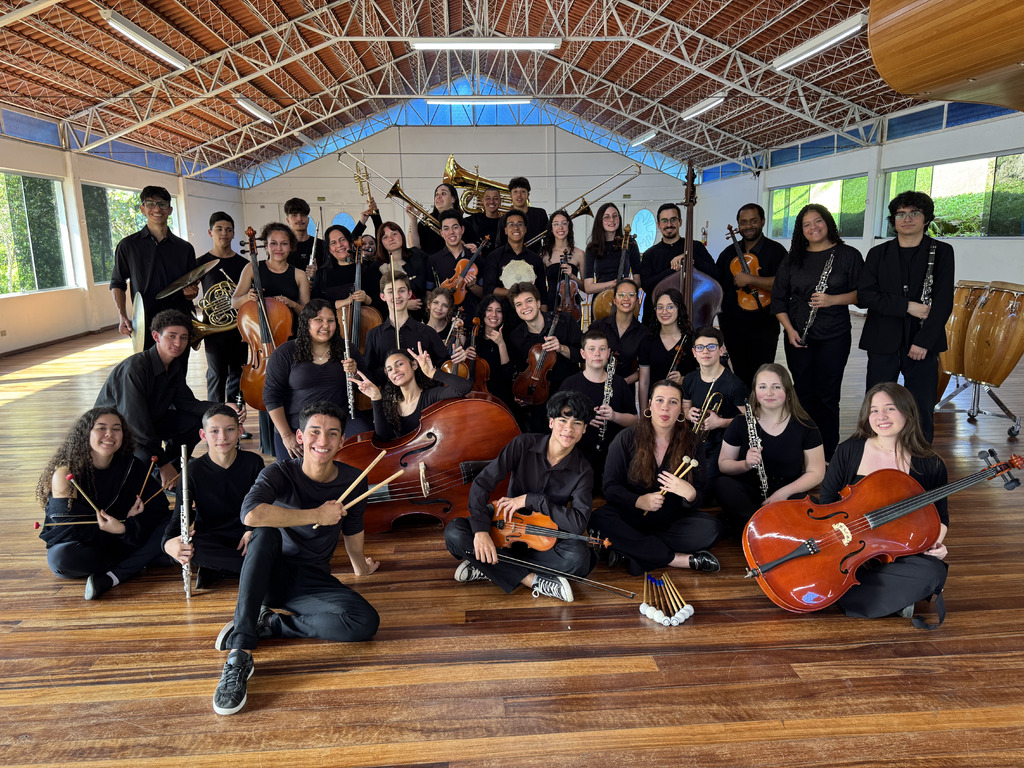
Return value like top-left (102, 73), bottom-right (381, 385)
top-left (869, 0), bottom-right (1024, 111)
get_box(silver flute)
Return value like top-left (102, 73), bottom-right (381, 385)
top-left (745, 407), bottom-right (769, 500)
top-left (798, 248), bottom-right (836, 346)
top-left (596, 353), bottom-right (617, 451)
top-left (179, 444), bottom-right (192, 599)
top-left (339, 307), bottom-right (356, 416)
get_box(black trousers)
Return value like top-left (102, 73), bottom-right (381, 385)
top-left (713, 473), bottom-right (766, 536)
top-left (719, 313), bottom-right (780, 389)
top-left (838, 554), bottom-right (948, 618)
top-left (190, 530), bottom-right (246, 574)
top-left (157, 409), bottom-right (204, 469)
top-left (444, 517), bottom-right (592, 593)
top-left (783, 330), bottom-right (851, 460)
top-left (590, 504), bottom-right (721, 575)
top-left (47, 524), bottom-right (167, 581)
top-left (204, 342), bottom-right (243, 403)
top-left (224, 526), bottom-right (379, 651)
top-left (866, 350), bottom-right (940, 442)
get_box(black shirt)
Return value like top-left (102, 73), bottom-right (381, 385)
top-left (585, 239), bottom-right (641, 284)
top-left (681, 368), bottom-right (749, 460)
top-left (771, 244), bottom-right (863, 341)
top-left (363, 317), bottom-right (449, 386)
top-left (603, 426), bottom-right (706, 512)
top-left (196, 252), bottom-right (248, 357)
top-left (482, 244), bottom-right (546, 299)
top-left (509, 311), bottom-right (582, 392)
top-left (467, 433), bottom-right (594, 535)
top-left (495, 207), bottom-right (549, 247)
top-left (110, 226), bottom-right (197, 337)
top-left (590, 314), bottom-right (652, 380)
top-left (638, 331), bottom-right (695, 383)
top-left (715, 236), bottom-right (787, 321)
top-left (163, 450), bottom-right (264, 545)
top-left (263, 340), bottom-right (355, 428)
top-left (467, 212), bottom-right (502, 246)
top-left (241, 458), bottom-right (367, 571)
top-left (722, 415), bottom-right (822, 494)
top-left (287, 236), bottom-right (327, 272)
top-left (370, 370), bottom-right (472, 439)
top-left (638, 238), bottom-right (716, 321)
top-left (559, 371), bottom-right (634, 457)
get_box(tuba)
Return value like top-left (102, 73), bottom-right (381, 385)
top-left (191, 268), bottom-right (238, 350)
top-left (443, 155), bottom-right (513, 215)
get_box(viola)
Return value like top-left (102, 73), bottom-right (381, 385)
top-left (743, 452), bottom-right (1022, 613)
top-left (592, 226), bottom-right (635, 322)
top-left (555, 249), bottom-right (583, 322)
top-left (334, 395), bottom-right (521, 534)
top-left (726, 224), bottom-right (770, 311)
top-left (468, 317), bottom-right (491, 393)
top-left (488, 505), bottom-right (610, 551)
top-left (238, 227), bottom-right (293, 411)
top-left (442, 236), bottom-right (491, 306)
top-left (512, 312), bottom-right (559, 406)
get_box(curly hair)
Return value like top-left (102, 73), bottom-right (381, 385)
top-left (748, 363), bottom-right (814, 426)
top-left (629, 380), bottom-right (697, 488)
top-left (788, 204), bottom-right (843, 268)
top-left (887, 191), bottom-right (935, 227)
top-left (541, 209), bottom-right (576, 257)
top-left (379, 349), bottom-right (442, 431)
top-left (852, 382), bottom-right (936, 461)
top-left (36, 408), bottom-right (136, 508)
top-left (292, 298), bottom-right (345, 364)
top-left (260, 221), bottom-right (297, 252)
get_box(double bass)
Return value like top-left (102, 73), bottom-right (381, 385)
top-left (238, 227), bottom-right (293, 411)
top-left (726, 224), bottom-right (771, 311)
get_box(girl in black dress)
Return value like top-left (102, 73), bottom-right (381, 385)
top-left (312, 225), bottom-right (375, 318)
top-left (377, 221), bottom-right (427, 318)
top-left (583, 202), bottom-right (641, 297)
top-left (230, 221), bottom-right (309, 318)
top-left (538, 209), bottom-right (585, 316)
top-left (464, 294), bottom-right (516, 412)
top-left (637, 287), bottom-right (693, 408)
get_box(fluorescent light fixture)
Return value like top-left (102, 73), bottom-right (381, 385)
top-left (100, 9), bottom-right (191, 71)
top-left (681, 92), bottom-right (727, 121)
top-left (772, 12), bottom-right (868, 71)
top-left (631, 130), bottom-right (657, 147)
top-left (425, 96), bottom-right (532, 106)
top-left (411, 37), bottom-right (561, 52)
top-left (235, 96), bottom-right (275, 124)
top-left (296, 133), bottom-right (317, 147)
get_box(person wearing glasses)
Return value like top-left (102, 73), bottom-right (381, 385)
top-left (110, 185), bottom-right (197, 348)
top-left (589, 278), bottom-right (651, 393)
top-left (584, 203), bottom-right (642, 296)
top-left (714, 203), bottom-right (788, 387)
top-left (857, 191), bottom-right (954, 442)
top-left (639, 203), bottom-right (717, 327)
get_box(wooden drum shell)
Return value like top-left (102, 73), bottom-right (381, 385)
top-left (964, 281), bottom-right (1024, 388)
top-left (939, 280), bottom-right (988, 376)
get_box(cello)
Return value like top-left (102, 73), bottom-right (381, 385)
top-left (743, 451), bottom-right (1022, 613)
top-left (344, 238), bottom-right (383, 413)
top-left (334, 395), bottom-right (521, 534)
top-left (238, 227), bottom-right (294, 411)
top-left (440, 309), bottom-right (469, 379)
top-left (726, 224), bottom-right (771, 311)
top-left (512, 312), bottom-right (559, 406)
top-left (467, 317), bottom-right (491, 393)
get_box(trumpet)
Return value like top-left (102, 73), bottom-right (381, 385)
top-left (337, 151), bottom-right (440, 234)
top-left (443, 155), bottom-right (513, 215)
top-left (191, 268), bottom-right (238, 350)
top-left (692, 388), bottom-right (723, 445)
top-left (352, 152), bottom-right (377, 214)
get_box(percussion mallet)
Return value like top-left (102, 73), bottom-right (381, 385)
top-left (144, 473), bottom-right (180, 504)
top-left (313, 450), bottom-right (389, 529)
top-left (138, 455), bottom-right (158, 499)
top-left (663, 573), bottom-right (695, 619)
top-left (64, 474), bottom-right (101, 515)
top-left (639, 572), bottom-right (650, 615)
top-left (35, 519), bottom-right (98, 529)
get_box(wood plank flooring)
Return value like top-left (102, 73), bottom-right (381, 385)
top-left (2, 320), bottom-right (1023, 768)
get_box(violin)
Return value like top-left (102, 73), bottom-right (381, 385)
top-left (512, 312), bottom-right (559, 406)
top-left (334, 395), bottom-right (521, 534)
top-left (488, 504), bottom-right (610, 551)
top-left (238, 227), bottom-right (293, 411)
top-left (726, 224), bottom-right (770, 311)
top-left (440, 309), bottom-right (469, 378)
top-left (468, 317), bottom-right (490, 393)
top-left (442, 236), bottom-right (490, 306)
top-left (743, 452), bottom-right (1023, 613)
top-left (592, 226), bottom-right (634, 322)
top-left (555, 249), bottom-right (583, 322)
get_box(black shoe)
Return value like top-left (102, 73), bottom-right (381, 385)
top-left (214, 605), bottom-right (277, 651)
top-left (195, 568), bottom-right (226, 591)
top-left (606, 549), bottom-right (621, 568)
top-left (84, 573), bottom-right (114, 600)
top-left (212, 650), bottom-right (255, 715)
top-left (689, 550), bottom-right (721, 573)
top-left (240, 430), bottom-right (253, 440)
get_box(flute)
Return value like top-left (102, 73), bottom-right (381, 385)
top-left (339, 307), bottom-right (356, 416)
top-left (179, 445), bottom-right (192, 599)
top-left (595, 353), bottom-right (617, 451)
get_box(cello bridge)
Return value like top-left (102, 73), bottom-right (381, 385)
top-left (832, 522), bottom-right (852, 545)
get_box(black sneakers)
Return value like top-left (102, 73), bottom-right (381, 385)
top-left (213, 650), bottom-right (254, 715)
top-left (214, 606), bottom-right (277, 651)
top-left (531, 574), bottom-right (574, 602)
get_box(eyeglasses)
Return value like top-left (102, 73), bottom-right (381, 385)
top-left (658, 217), bottom-right (681, 225)
top-left (693, 343), bottom-right (719, 352)
top-left (506, 222), bottom-right (525, 229)
top-left (894, 210), bottom-right (924, 221)
top-left (142, 200), bottom-right (170, 210)
top-left (602, 214), bottom-right (620, 221)
top-left (656, 304), bottom-right (676, 312)
top-left (615, 291), bottom-right (637, 299)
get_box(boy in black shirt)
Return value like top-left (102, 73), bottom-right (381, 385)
top-left (163, 405), bottom-right (264, 589)
top-left (212, 402), bottom-right (380, 715)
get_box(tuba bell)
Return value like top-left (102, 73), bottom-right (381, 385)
top-left (191, 268), bottom-right (238, 350)
top-left (443, 155), bottom-right (513, 215)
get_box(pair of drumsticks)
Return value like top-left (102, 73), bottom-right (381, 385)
top-left (642, 455), bottom-right (700, 515)
top-left (311, 450), bottom-right (401, 529)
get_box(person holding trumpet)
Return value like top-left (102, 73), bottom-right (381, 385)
top-left (591, 380), bottom-right (722, 575)
top-left (212, 401), bottom-right (381, 716)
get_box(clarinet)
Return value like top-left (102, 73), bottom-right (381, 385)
top-left (179, 445), bottom-right (192, 599)
top-left (339, 308), bottom-right (356, 417)
top-left (918, 243), bottom-right (937, 329)
top-left (745, 407), bottom-right (769, 501)
top-left (798, 248), bottom-right (836, 346)
top-left (596, 354), bottom-right (617, 451)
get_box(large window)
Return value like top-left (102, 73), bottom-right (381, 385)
top-left (0, 171), bottom-right (68, 296)
top-left (83, 184), bottom-right (178, 283)
top-left (883, 151), bottom-right (1024, 237)
top-left (769, 176), bottom-right (867, 241)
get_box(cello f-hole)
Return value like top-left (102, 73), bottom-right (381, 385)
top-left (399, 433), bottom-right (438, 466)
top-left (838, 542), bottom-right (866, 574)
top-left (806, 508), bottom-right (850, 521)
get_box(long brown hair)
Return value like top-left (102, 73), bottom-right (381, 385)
top-left (748, 363), bottom-right (814, 426)
top-left (629, 380), bottom-right (696, 487)
top-left (852, 382), bottom-right (936, 460)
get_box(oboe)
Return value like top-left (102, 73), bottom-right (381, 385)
top-left (798, 248), bottom-right (836, 346)
top-left (339, 307), bottom-right (356, 416)
top-left (179, 445), bottom-right (192, 599)
top-left (596, 353), bottom-right (617, 451)
top-left (744, 407), bottom-right (769, 501)
top-left (917, 243), bottom-right (937, 328)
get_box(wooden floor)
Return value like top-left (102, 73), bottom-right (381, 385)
top-left (2, 321), bottom-right (1024, 768)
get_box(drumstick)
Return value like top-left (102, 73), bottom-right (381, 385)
top-left (138, 456), bottom-right (158, 498)
top-left (658, 457), bottom-right (699, 496)
top-left (65, 474), bottom-right (101, 514)
top-left (337, 449), bottom-right (387, 504)
top-left (342, 469), bottom-right (403, 508)
top-left (144, 473), bottom-right (179, 504)
top-left (35, 520), bottom-right (98, 528)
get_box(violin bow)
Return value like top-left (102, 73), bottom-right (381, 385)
top-left (482, 551), bottom-right (636, 599)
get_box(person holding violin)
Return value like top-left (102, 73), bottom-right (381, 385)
top-left (771, 204), bottom-right (862, 461)
top-left (467, 295), bottom-right (516, 411)
top-left (427, 210), bottom-right (483, 318)
top-left (583, 203), bottom-right (641, 296)
top-left (230, 222), bottom-right (310, 321)
top-left (714, 203), bottom-right (787, 387)
top-left (637, 288), bottom-right (695, 409)
top-left (376, 221), bottom-right (427, 319)
top-left (264, 299), bottom-right (370, 459)
top-left (638, 203), bottom-right (717, 326)
top-left (591, 380), bottom-right (722, 575)
top-left (36, 407), bottom-right (172, 600)
top-left (283, 197), bottom-right (327, 281)
top-left (589, 278), bottom-right (651, 392)
top-left (508, 282), bottom-right (582, 432)
top-left (538, 209), bottom-right (585, 320)
top-left (351, 345), bottom-right (472, 441)
top-left (311, 224), bottom-right (375, 316)
top-left (716, 363), bottom-right (826, 537)
top-left (443, 390), bottom-right (595, 603)
top-left (819, 382), bottom-right (949, 622)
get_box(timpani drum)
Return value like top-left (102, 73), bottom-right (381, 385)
top-left (963, 281), bottom-right (1024, 387)
top-left (939, 280), bottom-right (988, 376)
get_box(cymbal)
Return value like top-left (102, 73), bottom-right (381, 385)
top-left (155, 261), bottom-right (219, 299)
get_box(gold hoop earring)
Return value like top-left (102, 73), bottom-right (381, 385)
top-left (643, 408), bottom-right (652, 419)
top-left (677, 414), bottom-right (686, 423)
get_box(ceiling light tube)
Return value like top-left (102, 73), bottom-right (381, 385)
top-left (236, 96), bottom-right (275, 124)
top-left (681, 93), bottom-right (727, 121)
top-left (772, 12), bottom-right (868, 71)
top-left (411, 37), bottom-right (561, 52)
top-left (425, 96), bottom-right (532, 106)
top-left (630, 130), bottom-right (657, 147)
top-left (100, 10), bottom-right (191, 71)
top-left (297, 133), bottom-right (317, 147)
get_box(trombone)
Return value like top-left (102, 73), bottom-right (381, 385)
top-left (337, 151), bottom-right (440, 234)
top-left (525, 162), bottom-right (642, 248)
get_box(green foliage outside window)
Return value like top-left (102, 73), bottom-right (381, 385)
top-left (0, 172), bottom-right (66, 296)
top-left (769, 176), bottom-right (868, 241)
top-left (82, 184), bottom-right (177, 283)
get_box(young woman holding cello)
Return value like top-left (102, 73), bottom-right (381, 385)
top-left (231, 222), bottom-right (309, 319)
top-left (819, 382), bottom-right (948, 621)
top-left (538, 209), bottom-right (585, 320)
top-left (465, 295), bottom-right (515, 410)
top-left (637, 287), bottom-right (694, 409)
top-left (591, 380), bottom-right (722, 575)
top-left (583, 203), bottom-right (640, 297)
top-left (311, 225), bottom-right (375, 317)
